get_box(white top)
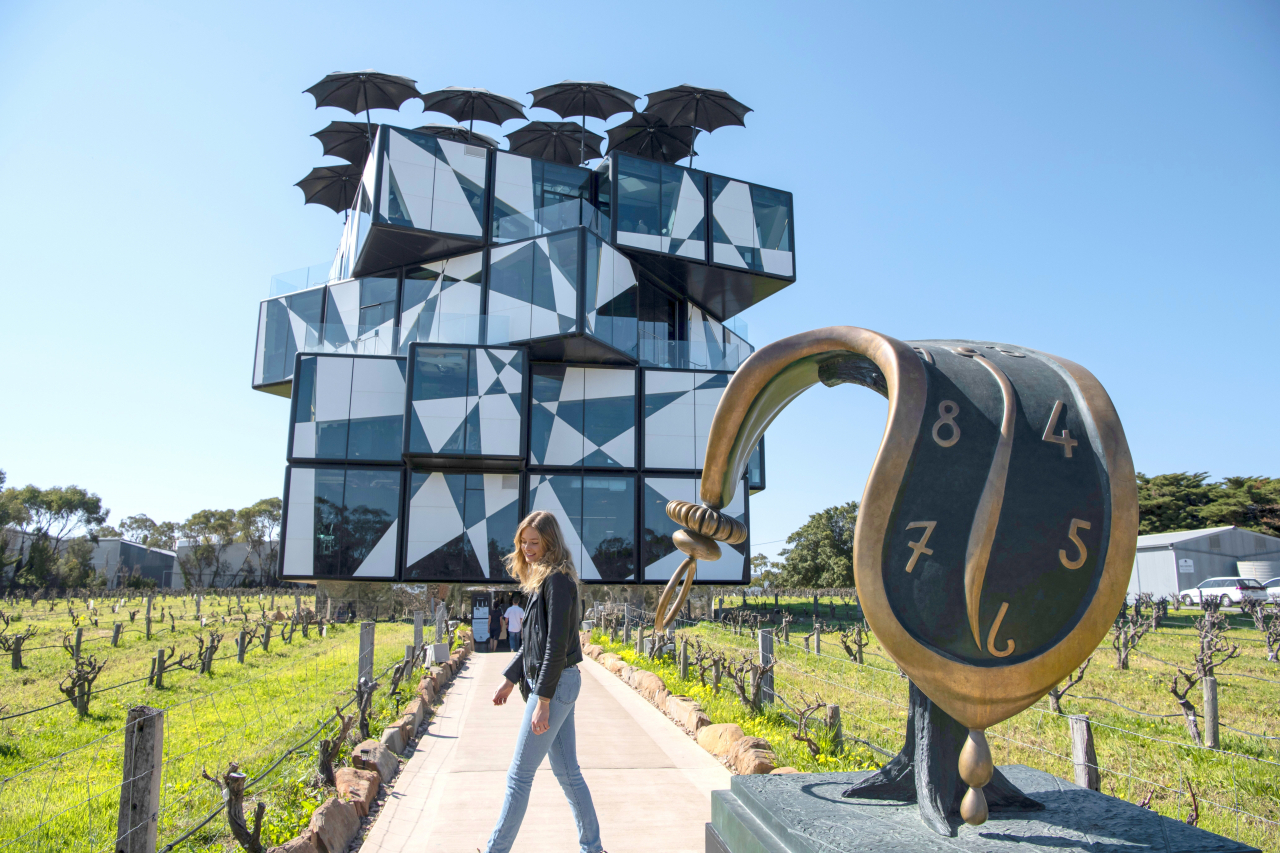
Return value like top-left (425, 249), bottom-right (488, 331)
top-left (504, 604), bottom-right (525, 632)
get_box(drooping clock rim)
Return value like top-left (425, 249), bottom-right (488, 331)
top-left (695, 326), bottom-right (1138, 732)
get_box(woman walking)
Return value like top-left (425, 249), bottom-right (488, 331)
top-left (484, 511), bottom-right (603, 853)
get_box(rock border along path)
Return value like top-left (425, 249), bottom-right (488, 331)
top-left (360, 645), bottom-right (730, 853)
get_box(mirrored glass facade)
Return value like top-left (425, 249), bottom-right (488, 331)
top-left (265, 126), bottom-right (790, 583)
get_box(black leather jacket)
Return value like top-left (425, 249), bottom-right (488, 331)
top-left (503, 570), bottom-right (583, 700)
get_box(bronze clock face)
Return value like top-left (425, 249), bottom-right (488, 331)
top-left (882, 343), bottom-right (1110, 667)
top-left (688, 327), bottom-right (1136, 729)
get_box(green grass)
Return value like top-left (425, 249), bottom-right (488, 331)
top-left (605, 598), bottom-right (1280, 852)
top-left (0, 593), bottom-right (416, 853)
top-left (589, 631), bottom-right (880, 775)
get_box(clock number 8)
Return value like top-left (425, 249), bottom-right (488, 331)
top-left (932, 400), bottom-right (961, 448)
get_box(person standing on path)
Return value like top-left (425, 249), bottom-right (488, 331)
top-left (504, 598), bottom-right (525, 652)
top-left (485, 511), bottom-right (603, 853)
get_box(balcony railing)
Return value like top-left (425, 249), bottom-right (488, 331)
top-left (269, 263), bottom-right (342, 298)
top-left (637, 333), bottom-right (752, 372)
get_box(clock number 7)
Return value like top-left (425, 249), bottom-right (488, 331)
top-left (1059, 518), bottom-right (1092, 570)
top-left (1042, 400), bottom-right (1079, 458)
top-left (903, 521), bottom-right (936, 573)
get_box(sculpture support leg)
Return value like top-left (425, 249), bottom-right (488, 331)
top-left (842, 682), bottom-right (1042, 837)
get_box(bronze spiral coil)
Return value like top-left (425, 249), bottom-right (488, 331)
top-left (654, 500), bottom-right (748, 633)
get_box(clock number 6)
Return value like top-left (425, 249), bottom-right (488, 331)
top-left (1059, 518), bottom-right (1092, 570)
top-left (1042, 400), bottom-right (1079, 458)
top-left (932, 401), bottom-right (960, 448)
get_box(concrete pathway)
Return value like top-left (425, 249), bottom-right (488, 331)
top-left (361, 649), bottom-right (730, 853)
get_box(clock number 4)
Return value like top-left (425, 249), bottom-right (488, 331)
top-left (1042, 400), bottom-right (1079, 458)
top-left (903, 521), bottom-right (936, 573)
top-left (1059, 518), bottom-right (1092, 570)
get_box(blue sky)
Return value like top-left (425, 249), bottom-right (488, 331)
top-left (1, 1), bottom-right (1276, 562)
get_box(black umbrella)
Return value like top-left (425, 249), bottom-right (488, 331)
top-left (419, 87), bottom-right (526, 142)
top-left (605, 113), bottom-right (697, 164)
top-left (529, 80), bottom-right (639, 162)
top-left (642, 85), bottom-right (752, 167)
top-left (305, 70), bottom-right (421, 153)
top-left (295, 164), bottom-right (363, 213)
top-left (312, 121), bottom-right (375, 164)
top-left (412, 123), bottom-right (500, 149)
top-left (505, 121), bottom-right (604, 167)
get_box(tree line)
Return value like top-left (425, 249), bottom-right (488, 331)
top-left (757, 473), bottom-right (1280, 588)
top-left (0, 468), bottom-right (282, 592)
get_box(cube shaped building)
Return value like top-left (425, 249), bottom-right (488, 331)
top-left (255, 125), bottom-right (792, 585)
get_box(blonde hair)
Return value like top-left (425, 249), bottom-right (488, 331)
top-left (505, 511), bottom-right (578, 595)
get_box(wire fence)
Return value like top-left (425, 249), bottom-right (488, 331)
top-left (0, 599), bottom-right (439, 853)
top-left (595, 602), bottom-right (1280, 851)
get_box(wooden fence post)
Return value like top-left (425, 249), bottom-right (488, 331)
top-left (1203, 676), bottom-right (1219, 749)
top-left (759, 629), bottom-right (775, 706)
top-left (112, 622), bottom-right (123, 647)
top-left (815, 625), bottom-right (821, 656)
top-left (623, 604), bottom-right (632, 645)
top-left (826, 704), bottom-right (843, 752)
top-left (238, 630), bottom-right (247, 664)
top-left (115, 705), bottom-right (163, 853)
top-left (358, 621), bottom-right (375, 685)
top-left (1069, 714), bottom-right (1100, 791)
top-left (73, 627), bottom-right (83, 660)
top-left (713, 657), bottom-right (722, 695)
top-left (154, 649), bottom-right (166, 690)
top-left (414, 611), bottom-right (424, 651)
top-left (679, 639), bottom-right (689, 681)
top-left (812, 594), bottom-right (818, 620)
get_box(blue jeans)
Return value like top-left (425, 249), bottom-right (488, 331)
top-left (508, 630), bottom-right (521, 652)
top-left (485, 667), bottom-right (602, 853)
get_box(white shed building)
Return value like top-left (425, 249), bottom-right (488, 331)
top-left (1128, 525), bottom-right (1280, 599)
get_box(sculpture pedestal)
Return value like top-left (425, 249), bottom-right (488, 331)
top-left (708, 765), bottom-right (1259, 853)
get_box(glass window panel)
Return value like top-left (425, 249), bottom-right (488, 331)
top-left (313, 468), bottom-right (346, 576)
top-left (747, 438), bottom-right (765, 491)
top-left (581, 475), bottom-right (635, 582)
top-left (346, 416), bottom-right (402, 461)
top-left (340, 467), bottom-right (401, 573)
top-left (616, 156), bottom-right (661, 237)
top-left (409, 347), bottom-right (471, 454)
top-left (751, 186), bottom-right (793, 252)
top-left (597, 285), bottom-right (637, 358)
top-left (292, 356), bottom-right (317, 424)
top-left (638, 282), bottom-right (678, 368)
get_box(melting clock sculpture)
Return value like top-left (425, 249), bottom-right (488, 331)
top-left (655, 326), bottom-right (1138, 836)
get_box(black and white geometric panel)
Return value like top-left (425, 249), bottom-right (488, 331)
top-left (687, 304), bottom-right (732, 371)
top-left (613, 157), bottom-right (707, 259)
top-left (584, 238), bottom-right (640, 355)
top-left (379, 128), bottom-right (487, 237)
top-left (641, 475), bottom-right (747, 584)
top-left (291, 355), bottom-right (406, 463)
top-left (254, 286), bottom-right (324, 389)
top-left (323, 277), bottom-right (398, 354)
top-left (487, 232), bottom-right (580, 344)
top-left (404, 471), bottom-right (521, 581)
top-left (710, 176), bottom-right (794, 277)
top-left (407, 345), bottom-right (525, 459)
top-left (530, 366), bottom-right (636, 468)
top-left (642, 369), bottom-right (729, 470)
top-left (399, 251), bottom-right (484, 352)
top-left (527, 473), bottom-right (636, 582)
top-left (281, 465), bottom-right (401, 580)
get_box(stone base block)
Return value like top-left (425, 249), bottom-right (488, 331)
top-left (709, 765), bottom-right (1259, 853)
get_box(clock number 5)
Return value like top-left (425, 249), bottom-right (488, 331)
top-left (932, 401), bottom-right (960, 448)
top-left (1059, 518), bottom-right (1092, 570)
top-left (1042, 400), bottom-right (1079, 458)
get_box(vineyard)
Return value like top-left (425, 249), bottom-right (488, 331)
top-left (594, 590), bottom-right (1280, 852)
top-left (0, 590), bottom-right (441, 852)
